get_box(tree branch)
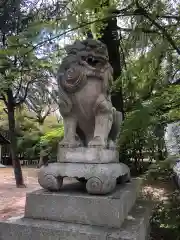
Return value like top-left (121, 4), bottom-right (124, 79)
top-left (41, 107), bottom-right (51, 122)
top-left (0, 93), bottom-right (8, 106)
top-left (118, 27), bottom-right (159, 34)
top-left (25, 18), bottom-right (109, 55)
top-left (134, 1), bottom-right (180, 55)
top-left (158, 15), bottom-right (180, 20)
top-left (143, 13), bottom-right (180, 55)
top-left (15, 80), bottom-right (34, 106)
top-left (14, 59), bottom-right (25, 101)
top-left (14, 76), bottom-right (24, 101)
top-left (3, 107), bottom-right (8, 114)
top-left (20, 6), bottom-right (179, 56)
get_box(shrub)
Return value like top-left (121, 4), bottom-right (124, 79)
top-left (39, 126), bottom-right (64, 160)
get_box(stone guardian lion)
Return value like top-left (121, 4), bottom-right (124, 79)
top-left (57, 39), bottom-right (122, 148)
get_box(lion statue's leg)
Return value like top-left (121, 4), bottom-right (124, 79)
top-left (59, 115), bottom-right (82, 147)
top-left (88, 94), bottom-right (113, 148)
top-left (108, 110), bottom-right (123, 148)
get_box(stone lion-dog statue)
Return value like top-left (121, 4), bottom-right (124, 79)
top-left (56, 39), bottom-right (122, 149)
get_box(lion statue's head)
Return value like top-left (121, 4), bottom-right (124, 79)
top-left (57, 39), bottom-right (113, 114)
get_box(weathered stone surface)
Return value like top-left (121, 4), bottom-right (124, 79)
top-left (56, 39), bottom-right (122, 149)
top-left (25, 179), bottom-right (140, 228)
top-left (0, 200), bottom-right (152, 240)
top-left (107, 201), bottom-right (152, 240)
top-left (57, 147), bottom-right (119, 163)
top-left (38, 162), bottom-right (130, 194)
top-left (0, 217), bottom-right (107, 240)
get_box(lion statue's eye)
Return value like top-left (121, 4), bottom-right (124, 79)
top-left (81, 56), bottom-right (86, 61)
top-left (87, 56), bottom-right (99, 67)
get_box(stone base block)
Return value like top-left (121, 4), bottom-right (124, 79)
top-left (0, 201), bottom-right (152, 240)
top-left (25, 179), bottom-right (141, 228)
top-left (38, 162), bottom-right (130, 194)
top-left (57, 147), bottom-right (119, 163)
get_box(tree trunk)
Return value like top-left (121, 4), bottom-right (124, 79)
top-left (7, 89), bottom-right (25, 187)
top-left (98, 4), bottom-right (124, 117)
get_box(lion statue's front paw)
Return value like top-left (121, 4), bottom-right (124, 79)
top-left (88, 136), bottom-right (107, 148)
top-left (59, 138), bottom-right (82, 148)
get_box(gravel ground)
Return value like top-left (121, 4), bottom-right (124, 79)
top-left (0, 167), bottom-right (40, 221)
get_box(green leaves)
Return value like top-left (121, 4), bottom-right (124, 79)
top-left (39, 126), bottom-right (64, 158)
top-left (0, 48), bottom-right (17, 57)
top-left (7, 35), bottom-right (20, 45)
top-left (40, 126), bottom-right (64, 145)
top-left (119, 103), bottom-right (151, 145)
top-left (66, 15), bottom-right (78, 27)
top-left (80, 0), bottom-right (100, 10)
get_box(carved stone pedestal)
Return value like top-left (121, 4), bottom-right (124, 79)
top-left (38, 147), bottom-right (130, 195)
top-left (38, 162), bottom-right (130, 194)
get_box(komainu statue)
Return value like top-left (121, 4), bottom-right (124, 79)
top-left (57, 39), bottom-right (122, 149)
top-left (38, 39), bottom-right (130, 195)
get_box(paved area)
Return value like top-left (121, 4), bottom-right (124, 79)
top-left (0, 167), bottom-right (40, 221)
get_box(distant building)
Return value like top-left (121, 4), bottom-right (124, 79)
top-left (0, 133), bottom-right (10, 164)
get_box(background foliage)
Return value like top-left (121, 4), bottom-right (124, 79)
top-left (0, 0), bottom-right (180, 176)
